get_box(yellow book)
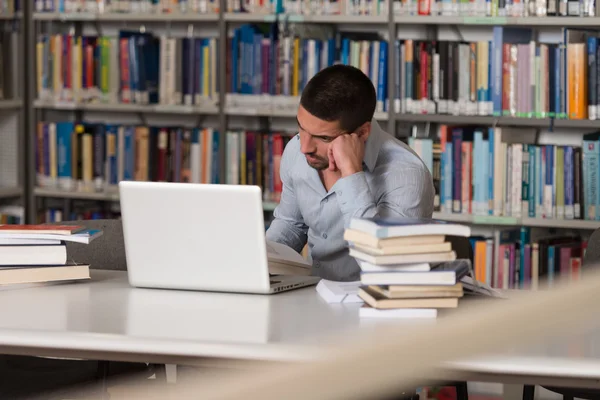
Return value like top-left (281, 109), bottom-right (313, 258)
top-left (240, 131), bottom-right (246, 185)
top-left (36, 39), bottom-right (43, 98)
top-left (53, 35), bottom-right (62, 101)
top-left (203, 45), bottom-right (210, 98)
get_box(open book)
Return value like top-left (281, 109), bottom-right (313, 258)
top-left (266, 240), bottom-right (311, 276)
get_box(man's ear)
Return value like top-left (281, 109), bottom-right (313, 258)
top-left (356, 122), bottom-right (371, 143)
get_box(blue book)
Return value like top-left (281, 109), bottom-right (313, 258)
top-left (56, 121), bottom-right (73, 188)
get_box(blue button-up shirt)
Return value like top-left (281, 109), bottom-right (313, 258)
top-left (265, 119), bottom-right (435, 281)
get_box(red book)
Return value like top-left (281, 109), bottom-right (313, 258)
top-left (0, 225), bottom-right (85, 235)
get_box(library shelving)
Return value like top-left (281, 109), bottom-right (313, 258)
top-left (0, 0), bottom-right (25, 224)
top-left (21, 0), bottom-right (600, 238)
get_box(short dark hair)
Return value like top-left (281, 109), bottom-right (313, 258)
top-left (299, 64), bottom-right (377, 133)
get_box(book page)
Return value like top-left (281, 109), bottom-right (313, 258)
top-left (266, 240), bottom-right (310, 267)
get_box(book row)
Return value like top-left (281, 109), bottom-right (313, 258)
top-left (395, 27), bottom-right (600, 121)
top-left (33, 0), bottom-right (387, 15)
top-left (40, 206), bottom-right (120, 223)
top-left (471, 228), bottom-right (586, 290)
top-left (35, 121), bottom-right (294, 203)
top-left (228, 24), bottom-right (388, 112)
top-left (0, 206), bottom-right (22, 224)
top-left (36, 32), bottom-right (219, 106)
top-left (396, 0), bottom-right (597, 16)
top-left (35, 0), bottom-right (218, 13)
top-left (409, 125), bottom-right (600, 222)
top-left (0, 0), bottom-right (16, 13)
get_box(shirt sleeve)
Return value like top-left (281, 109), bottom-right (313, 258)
top-left (332, 167), bottom-right (434, 227)
top-left (265, 144), bottom-right (308, 254)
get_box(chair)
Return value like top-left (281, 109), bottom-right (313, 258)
top-left (0, 219), bottom-right (159, 399)
top-left (521, 227), bottom-right (600, 400)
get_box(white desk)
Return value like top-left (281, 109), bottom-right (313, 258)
top-left (0, 270), bottom-right (599, 393)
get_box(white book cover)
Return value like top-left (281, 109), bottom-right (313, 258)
top-left (191, 139), bottom-right (201, 184)
top-left (109, 38), bottom-right (119, 104)
top-left (512, 144), bottom-right (522, 218)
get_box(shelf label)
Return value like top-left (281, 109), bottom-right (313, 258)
top-left (463, 16), bottom-right (507, 24)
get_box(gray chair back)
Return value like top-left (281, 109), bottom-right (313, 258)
top-left (45, 219), bottom-right (126, 271)
top-left (584, 228), bottom-right (600, 267)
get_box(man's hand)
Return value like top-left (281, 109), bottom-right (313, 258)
top-left (327, 133), bottom-right (366, 177)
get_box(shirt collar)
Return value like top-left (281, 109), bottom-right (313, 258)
top-left (362, 118), bottom-right (383, 172)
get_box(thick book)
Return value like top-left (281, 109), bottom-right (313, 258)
top-left (360, 260), bottom-right (471, 286)
top-left (350, 241), bottom-right (452, 256)
top-left (358, 287), bottom-right (459, 309)
top-left (350, 248), bottom-right (457, 265)
top-left (0, 263), bottom-right (89, 286)
top-left (344, 229), bottom-right (446, 249)
top-left (368, 283), bottom-right (464, 299)
top-left (0, 245), bottom-right (67, 266)
top-left (349, 217), bottom-right (471, 239)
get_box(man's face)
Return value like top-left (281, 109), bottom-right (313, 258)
top-left (296, 106), bottom-right (344, 171)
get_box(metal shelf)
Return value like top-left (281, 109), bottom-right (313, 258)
top-left (394, 113), bottom-right (600, 129)
top-left (224, 12), bottom-right (386, 23)
top-left (35, 187), bottom-right (277, 211)
top-left (34, 187), bottom-right (120, 201)
top-left (0, 12), bottom-right (18, 20)
top-left (0, 99), bottom-right (22, 109)
top-left (226, 107), bottom-right (389, 120)
top-left (34, 100), bottom-right (219, 115)
top-left (432, 212), bottom-right (600, 230)
top-left (394, 15), bottom-right (600, 26)
top-left (33, 12), bottom-right (219, 21)
top-left (0, 187), bottom-right (22, 199)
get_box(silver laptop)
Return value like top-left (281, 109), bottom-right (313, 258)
top-left (118, 181), bottom-right (320, 294)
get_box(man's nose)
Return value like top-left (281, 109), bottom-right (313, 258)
top-left (300, 133), bottom-right (316, 154)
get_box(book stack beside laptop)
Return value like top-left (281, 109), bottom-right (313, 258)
top-left (344, 217), bottom-right (472, 319)
top-left (0, 224), bottom-right (102, 288)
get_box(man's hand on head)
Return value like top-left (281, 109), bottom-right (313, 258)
top-left (327, 133), bottom-right (366, 178)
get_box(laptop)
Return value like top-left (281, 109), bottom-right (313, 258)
top-left (118, 181), bottom-right (320, 294)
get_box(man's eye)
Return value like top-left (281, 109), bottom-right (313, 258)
top-left (321, 137), bottom-right (333, 142)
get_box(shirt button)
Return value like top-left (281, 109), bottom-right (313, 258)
top-left (324, 198), bottom-right (328, 203)
top-left (315, 261), bottom-right (320, 268)
top-left (322, 233), bottom-right (327, 239)
top-left (338, 191), bottom-right (342, 196)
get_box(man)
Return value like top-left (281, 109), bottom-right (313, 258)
top-left (265, 64), bottom-right (435, 282)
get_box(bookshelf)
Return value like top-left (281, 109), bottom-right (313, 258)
top-left (0, 0), bottom-right (24, 224)
top-left (19, 0), bottom-right (600, 235)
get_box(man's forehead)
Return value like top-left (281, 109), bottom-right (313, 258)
top-left (296, 116), bottom-right (342, 137)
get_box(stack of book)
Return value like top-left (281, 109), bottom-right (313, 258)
top-left (344, 217), bottom-right (473, 319)
top-left (0, 224), bottom-right (102, 288)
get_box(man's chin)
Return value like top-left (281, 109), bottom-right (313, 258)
top-left (307, 160), bottom-right (328, 170)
